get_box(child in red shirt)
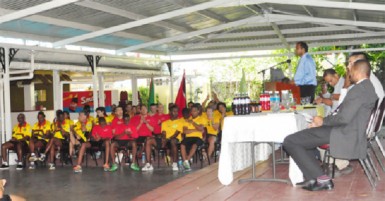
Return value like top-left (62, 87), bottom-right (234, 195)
top-left (109, 111), bottom-right (140, 172)
top-left (73, 117), bottom-right (111, 173)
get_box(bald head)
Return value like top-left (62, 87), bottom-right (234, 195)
top-left (350, 59), bottom-right (371, 84)
top-left (348, 52), bottom-right (368, 70)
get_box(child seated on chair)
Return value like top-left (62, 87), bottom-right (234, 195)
top-left (109, 114), bottom-right (139, 172)
top-left (161, 105), bottom-right (183, 171)
top-left (0, 114), bottom-right (31, 171)
top-left (72, 111), bottom-right (93, 173)
top-left (180, 104), bottom-right (206, 171)
top-left (74, 117), bottom-right (112, 172)
top-left (28, 111), bottom-right (51, 169)
top-left (39, 110), bottom-right (71, 170)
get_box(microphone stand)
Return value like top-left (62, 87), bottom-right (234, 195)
top-left (259, 61), bottom-right (288, 92)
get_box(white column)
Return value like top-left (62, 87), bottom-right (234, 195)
top-left (23, 82), bottom-right (35, 110)
top-left (92, 55), bottom-right (98, 117)
top-left (0, 80), bottom-right (4, 144)
top-left (131, 75), bottom-right (138, 105)
top-left (169, 64), bottom-right (174, 103)
top-left (52, 70), bottom-right (61, 111)
top-left (98, 73), bottom-right (105, 107)
top-left (3, 48), bottom-right (12, 140)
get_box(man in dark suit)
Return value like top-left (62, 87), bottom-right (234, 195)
top-left (283, 59), bottom-right (378, 191)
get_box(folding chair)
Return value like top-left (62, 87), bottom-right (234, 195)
top-left (359, 99), bottom-right (381, 189)
top-left (368, 98), bottom-right (385, 172)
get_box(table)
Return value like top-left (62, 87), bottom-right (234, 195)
top-left (218, 108), bottom-right (320, 185)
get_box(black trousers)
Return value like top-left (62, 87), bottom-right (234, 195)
top-left (299, 85), bottom-right (316, 103)
top-left (283, 126), bottom-right (332, 180)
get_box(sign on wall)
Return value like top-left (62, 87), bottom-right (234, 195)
top-left (63, 91), bottom-right (112, 113)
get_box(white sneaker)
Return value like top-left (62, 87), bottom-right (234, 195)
top-left (172, 162), bottom-right (178, 171)
top-left (142, 163), bottom-right (154, 171)
top-left (39, 154), bottom-right (46, 161)
top-left (29, 154), bottom-right (38, 162)
top-left (48, 163), bottom-right (55, 170)
top-left (183, 160), bottom-right (191, 171)
top-left (29, 162), bottom-right (35, 170)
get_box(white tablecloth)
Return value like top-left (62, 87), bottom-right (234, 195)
top-left (218, 110), bottom-right (317, 185)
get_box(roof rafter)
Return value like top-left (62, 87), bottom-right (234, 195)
top-left (0, 0), bottom-right (79, 24)
top-left (75, 0), bottom-right (193, 33)
top-left (170, 38), bottom-right (385, 55)
top-left (222, 0), bottom-right (385, 12)
top-left (186, 31), bottom-right (385, 49)
top-left (165, 0), bottom-right (229, 23)
top-left (52, 0), bottom-right (232, 47)
top-left (116, 15), bottom-right (279, 53)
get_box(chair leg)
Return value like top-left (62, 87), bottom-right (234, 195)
top-left (370, 141), bottom-right (385, 172)
top-left (367, 150), bottom-right (380, 181)
top-left (375, 136), bottom-right (385, 159)
top-left (85, 151), bottom-right (88, 168)
top-left (331, 158), bottom-right (336, 179)
top-left (360, 158), bottom-right (376, 189)
top-left (157, 149), bottom-right (160, 168)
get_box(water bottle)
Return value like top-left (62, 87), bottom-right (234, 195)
top-left (141, 152), bottom-right (146, 164)
top-left (178, 154), bottom-right (183, 171)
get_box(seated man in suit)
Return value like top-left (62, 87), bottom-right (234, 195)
top-left (283, 59), bottom-right (378, 191)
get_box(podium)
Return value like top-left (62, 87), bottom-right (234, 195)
top-left (264, 82), bottom-right (301, 104)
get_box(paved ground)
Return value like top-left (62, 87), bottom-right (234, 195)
top-left (0, 162), bottom-right (197, 201)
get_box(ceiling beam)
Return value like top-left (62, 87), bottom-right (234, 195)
top-left (207, 25), bottom-right (360, 39)
top-left (0, 7), bottom-right (152, 42)
top-left (165, 0), bottom-right (229, 23)
top-left (170, 38), bottom-right (385, 55)
top-left (52, 0), bottom-right (232, 47)
top-left (221, 0), bottom-right (385, 12)
top-left (116, 15), bottom-right (275, 53)
top-left (0, 0), bottom-right (79, 24)
top-left (75, 0), bottom-right (193, 33)
top-left (187, 31), bottom-right (385, 49)
top-left (268, 14), bottom-right (385, 29)
top-left (171, 47), bottom-right (385, 62)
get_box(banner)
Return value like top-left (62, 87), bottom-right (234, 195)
top-left (63, 91), bottom-right (112, 113)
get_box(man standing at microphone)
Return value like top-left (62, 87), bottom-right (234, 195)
top-left (293, 41), bottom-right (317, 103)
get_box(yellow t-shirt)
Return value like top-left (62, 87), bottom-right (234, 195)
top-left (93, 115), bottom-right (113, 125)
top-left (32, 120), bottom-right (51, 141)
top-left (51, 119), bottom-right (71, 139)
top-left (161, 118), bottom-right (183, 141)
top-left (183, 116), bottom-right (207, 139)
top-left (12, 123), bottom-right (32, 141)
top-left (214, 112), bottom-right (234, 130)
top-left (204, 114), bottom-right (221, 135)
top-left (73, 120), bottom-right (93, 142)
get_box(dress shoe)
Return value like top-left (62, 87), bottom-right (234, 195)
top-left (295, 179), bottom-right (316, 188)
top-left (328, 165), bottom-right (353, 178)
top-left (302, 180), bottom-right (334, 191)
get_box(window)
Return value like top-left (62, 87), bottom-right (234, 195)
top-left (35, 89), bottom-right (47, 102)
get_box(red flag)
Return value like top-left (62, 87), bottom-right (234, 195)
top-left (175, 71), bottom-right (186, 117)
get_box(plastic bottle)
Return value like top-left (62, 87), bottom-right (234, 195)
top-left (178, 154), bottom-right (183, 171)
top-left (141, 152), bottom-right (146, 164)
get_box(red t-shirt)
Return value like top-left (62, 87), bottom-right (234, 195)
top-left (130, 114), bottom-right (157, 137)
top-left (92, 125), bottom-right (113, 139)
top-left (152, 113), bottom-right (170, 134)
top-left (111, 117), bottom-right (138, 140)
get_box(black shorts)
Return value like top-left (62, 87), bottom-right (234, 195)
top-left (114, 140), bottom-right (130, 147)
top-left (90, 141), bottom-right (103, 148)
top-left (181, 137), bottom-right (203, 150)
top-left (154, 135), bottom-right (163, 149)
top-left (165, 138), bottom-right (180, 149)
top-left (136, 136), bottom-right (147, 144)
top-left (36, 139), bottom-right (48, 147)
top-left (9, 141), bottom-right (29, 153)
